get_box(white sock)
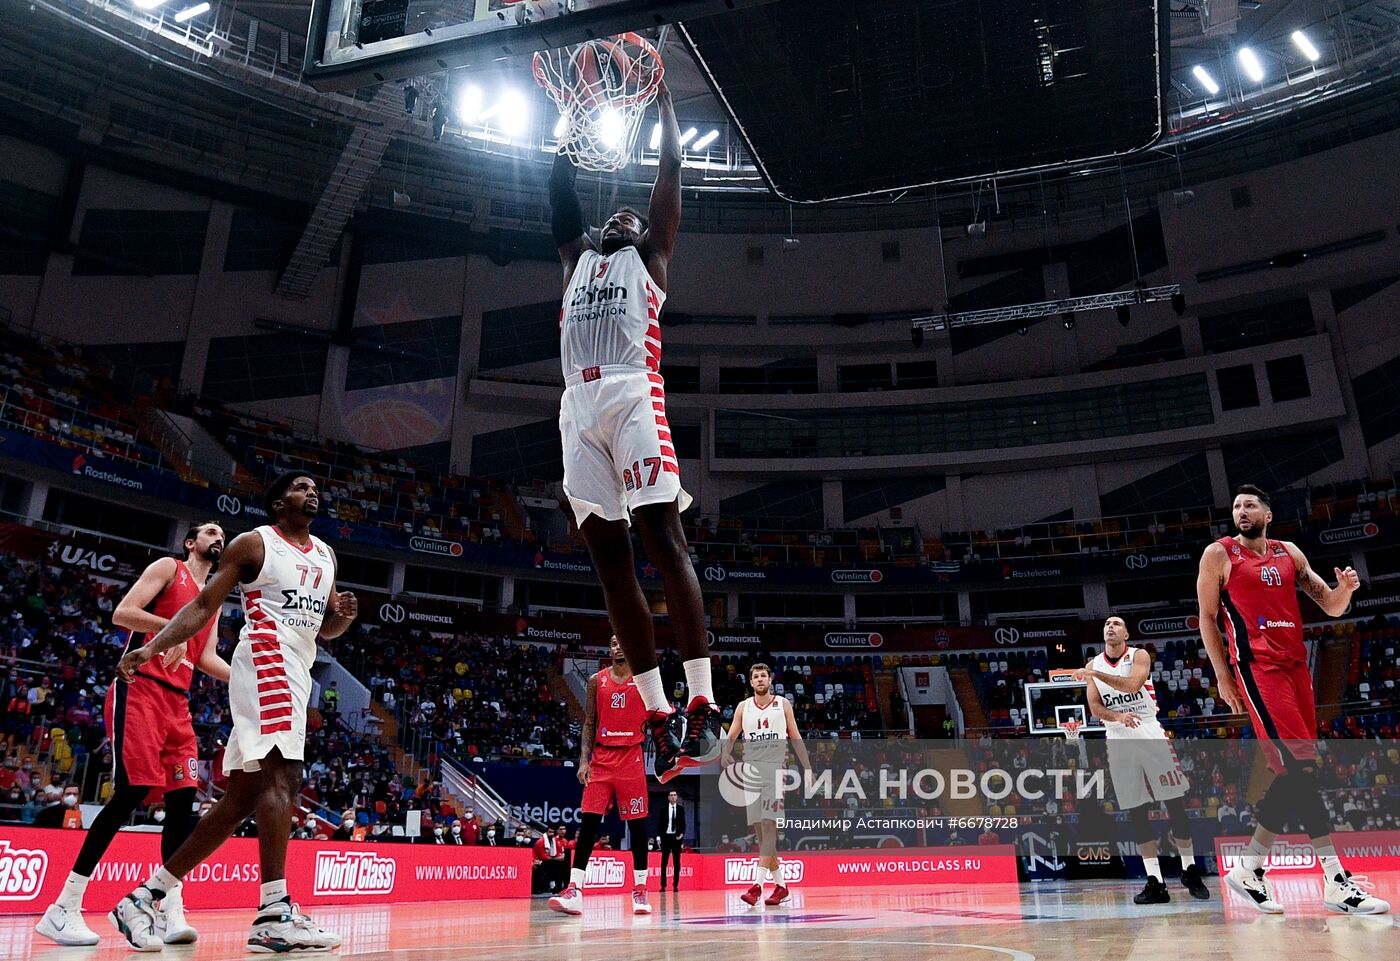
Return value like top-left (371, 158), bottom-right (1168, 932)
top-left (144, 867), bottom-right (180, 900)
top-left (1143, 857), bottom-right (1162, 882)
top-left (259, 879), bottom-right (288, 907)
top-left (1320, 855), bottom-right (1343, 880)
top-left (57, 871), bottom-right (89, 910)
top-left (1176, 839), bottom-right (1195, 862)
top-left (682, 658), bottom-right (714, 706)
top-left (570, 868), bottom-right (586, 889)
top-left (634, 869), bottom-right (648, 887)
top-left (1242, 838), bottom-right (1271, 873)
top-left (765, 867), bottom-right (776, 883)
top-left (634, 668), bottom-right (670, 713)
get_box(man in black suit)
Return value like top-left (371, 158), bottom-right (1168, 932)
top-left (657, 790), bottom-right (686, 890)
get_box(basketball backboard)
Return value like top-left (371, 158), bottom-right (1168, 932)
top-left (303, 0), bottom-right (776, 91)
top-left (1024, 677), bottom-right (1103, 736)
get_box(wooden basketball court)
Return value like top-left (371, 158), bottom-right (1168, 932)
top-left (11, 875), bottom-right (1396, 960)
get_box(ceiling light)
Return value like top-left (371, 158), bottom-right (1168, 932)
top-left (677, 127), bottom-right (698, 147)
top-left (1291, 30), bottom-right (1320, 62)
top-left (649, 123), bottom-right (662, 150)
top-left (133, 0), bottom-right (167, 8)
top-left (1238, 47), bottom-right (1264, 83)
top-left (598, 108), bottom-right (626, 149)
top-left (1061, 312), bottom-right (1076, 331)
top-left (172, 2), bottom-right (209, 21)
top-left (1191, 65), bottom-right (1220, 95)
top-left (691, 129), bottom-right (719, 150)
top-left (456, 85), bottom-right (484, 124)
top-left (552, 114), bottom-right (568, 139)
top-left (498, 90), bottom-right (530, 138)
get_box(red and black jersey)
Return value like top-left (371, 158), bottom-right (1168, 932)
top-left (120, 559), bottom-right (216, 692)
top-left (1216, 536), bottom-right (1307, 665)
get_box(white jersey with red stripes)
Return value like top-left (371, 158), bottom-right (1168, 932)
top-left (239, 525), bottom-right (334, 671)
top-left (222, 525), bottom-right (333, 773)
top-left (560, 246), bottom-right (666, 378)
top-left (1089, 646), bottom-right (1159, 723)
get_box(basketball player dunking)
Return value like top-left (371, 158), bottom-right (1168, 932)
top-left (550, 635), bottom-right (652, 917)
top-left (110, 473), bottom-right (360, 950)
top-left (37, 522), bottom-right (229, 947)
top-left (721, 663), bottom-right (810, 908)
top-left (1076, 616), bottom-right (1209, 905)
top-left (1198, 484), bottom-right (1388, 915)
top-left (548, 77), bottom-right (720, 781)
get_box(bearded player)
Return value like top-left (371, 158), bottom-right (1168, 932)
top-left (37, 523), bottom-right (229, 947)
top-left (721, 663), bottom-right (810, 908)
top-left (548, 77), bottom-right (721, 783)
top-left (1198, 484), bottom-right (1388, 915)
top-left (110, 473), bottom-right (360, 950)
top-left (1077, 616), bottom-right (1209, 905)
top-left (550, 635), bottom-right (652, 917)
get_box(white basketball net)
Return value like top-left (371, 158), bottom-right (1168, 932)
top-left (1059, 719), bottom-right (1082, 741)
top-left (533, 32), bottom-right (664, 172)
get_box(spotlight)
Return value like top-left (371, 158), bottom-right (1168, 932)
top-left (598, 108), bottom-right (626, 149)
top-left (172, 2), bottom-right (208, 22)
top-left (1191, 65), bottom-right (1220, 96)
top-left (133, 0), bottom-right (167, 8)
top-left (1238, 47), bottom-right (1265, 84)
top-left (691, 129), bottom-right (719, 150)
top-left (678, 127), bottom-right (698, 146)
top-left (1171, 292), bottom-right (1186, 316)
top-left (1116, 304), bottom-right (1131, 327)
top-left (456, 84), bottom-right (484, 124)
top-left (552, 114), bottom-right (568, 139)
top-left (497, 89), bottom-right (530, 139)
top-left (403, 85), bottom-right (417, 115)
top-left (1291, 30), bottom-right (1321, 62)
top-left (1061, 312), bottom-right (1076, 331)
top-left (912, 327), bottom-right (924, 348)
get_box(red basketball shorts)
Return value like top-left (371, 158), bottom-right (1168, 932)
top-left (582, 746), bottom-right (648, 821)
top-left (1232, 656), bottom-right (1318, 775)
top-left (105, 676), bottom-right (199, 798)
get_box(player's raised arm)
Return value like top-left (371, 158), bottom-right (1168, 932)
top-left (112, 557), bottom-right (178, 634)
top-left (780, 697), bottom-right (811, 772)
top-left (578, 672), bottom-right (599, 784)
top-left (1284, 542), bottom-right (1359, 617)
top-left (643, 80), bottom-right (681, 272)
top-left (116, 533), bottom-right (262, 682)
top-left (720, 699), bottom-right (745, 768)
top-left (1196, 542), bottom-right (1244, 714)
top-left (549, 151), bottom-right (593, 281)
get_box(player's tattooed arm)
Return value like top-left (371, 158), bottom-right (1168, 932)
top-left (116, 532), bottom-right (262, 682)
top-left (578, 673), bottom-right (598, 783)
top-left (1286, 542), bottom-right (1358, 617)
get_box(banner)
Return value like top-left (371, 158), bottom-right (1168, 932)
top-left (1214, 831), bottom-right (1400, 874)
top-left (0, 827), bottom-right (531, 915)
top-left (8, 424), bottom-right (1400, 591)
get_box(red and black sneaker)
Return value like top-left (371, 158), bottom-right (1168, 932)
top-left (658, 697), bottom-right (721, 784)
top-left (647, 709), bottom-right (684, 783)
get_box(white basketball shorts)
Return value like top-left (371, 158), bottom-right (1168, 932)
top-left (1105, 717), bottom-right (1190, 811)
top-left (560, 365), bottom-right (693, 526)
top-left (223, 639), bottom-right (310, 774)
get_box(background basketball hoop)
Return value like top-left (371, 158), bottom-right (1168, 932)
top-left (533, 32), bottom-right (665, 172)
top-left (1058, 719), bottom-right (1082, 741)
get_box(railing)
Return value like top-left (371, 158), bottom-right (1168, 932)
top-left (0, 379), bottom-right (176, 475)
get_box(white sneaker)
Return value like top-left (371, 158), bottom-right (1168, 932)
top-left (548, 884), bottom-right (583, 916)
top-left (248, 900), bottom-right (342, 953)
top-left (35, 903), bottom-right (101, 946)
top-left (159, 885), bottom-right (198, 944)
top-left (1224, 864), bottom-right (1284, 914)
top-left (631, 885), bottom-right (652, 915)
top-left (1324, 872), bottom-right (1391, 915)
top-left (109, 890), bottom-right (164, 951)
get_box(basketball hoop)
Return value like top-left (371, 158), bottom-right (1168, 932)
top-left (533, 32), bottom-right (664, 172)
top-left (1059, 719), bottom-right (1082, 741)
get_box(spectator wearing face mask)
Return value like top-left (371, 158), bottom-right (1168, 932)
top-left (478, 821), bottom-right (504, 846)
top-left (459, 810), bottom-right (481, 845)
top-left (33, 786), bottom-right (83, 829)
top-left (431, 824), bottom-right (447, 844)
top-left (332, 812), bottom-right (359, 842)
top-left (448, 822), bottom-right (467, 845)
